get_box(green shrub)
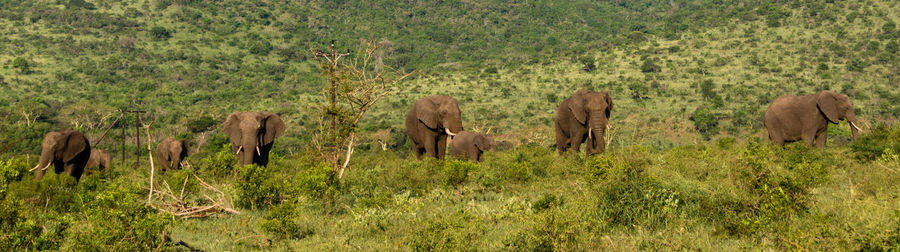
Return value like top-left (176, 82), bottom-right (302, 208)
top-left (588, 153), bottom-right (681, 229)
top-left (199, 143), bottom-right (237, 178)
top-left (502, 161), bottom-right (533, 182)
top-left (149, 26), bottom-right (172, 40)
top-left (532, 193), bottom-right (562, 212)
top-left (236, 164), bottom-right (284, 209)
top-left (293, 163), bottom-right (338, 199)
top-left (851, 124), bottom-right (900, 161)
top-left (410, 210), bottom-right (485, 251)
top-left (260, 201), bottom-right (314, 240)
top-left (444, 160), bottom-right (477, 188)
top-left (725, 141), bottom-right (833, 236)
top-left (68, 183), bottom-right (171, 250)
top-left (0, 157), bottom-right (27, 198)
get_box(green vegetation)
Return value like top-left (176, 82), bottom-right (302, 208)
top-left (1, 0), bottom-right (900, 250)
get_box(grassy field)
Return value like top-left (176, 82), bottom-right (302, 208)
top-left (1, 0), bottom-right (900, 250)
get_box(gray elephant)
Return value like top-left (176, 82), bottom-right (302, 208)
top-left (32, 129), bottom-right (91, 182)
top-left (224, 112), bottom-right (286, 166)
top-left (555, 90), bottom-right (613, 156)
top-left (156, 138), bottom-right (189, 172)
top-left (405, 96), bottom-right (464, 160)
top-left (764, 90), bottom-right (860, 148)
top-left (449, 131), bottom-right (495, 162)
top-left (85, 149), bottom-right (111, 174)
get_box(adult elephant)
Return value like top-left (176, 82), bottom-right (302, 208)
top-left (224, 112), bottom-right (285, 166)
top-left (764, 90), bottom-right (860, 148)
top-left (85, 149), bottom-right (111, 171)
top-left (555, 90), bottom-right (613, 156)
top-left (449, 131), bottom-right (495, 162)
top-left (156, 138), bottom-right (189, 172)
top-left (31, 129), bottom-right (91, 182)
top-left (406, 96), bottom-right (464, 160)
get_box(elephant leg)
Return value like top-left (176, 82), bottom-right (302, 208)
top-left (436, 135), bottom-right (448, 160)
top-left (414, 146), bottom-right (424, 160)
top-left (802, 131), bottom-right (816, 148)
top-left (468, 148), bottom-right (479, 162)
top-left (815, 128), bottom-right (828, 148)
top-left (555, 124), bottom-right (568, 154)
top-left (423, 135), bottom-right (437, 159)
top-left (568, 134), bottom-right (583, 154)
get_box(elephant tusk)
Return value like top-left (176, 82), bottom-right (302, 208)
top-left (256, 146), bottom-right (261, 156)
top-left (588, 127), bottom-right (593, 140)
top-left (29, 164), bottom-right (40, 172)
top-left (37, 163), bottom-right (51, 171)
top-left (850, 121), bottom-right (861, 131)
top-left (445, 128), bottom-right (457, 136)
top-left (235, 145), bottom-right (243, 155)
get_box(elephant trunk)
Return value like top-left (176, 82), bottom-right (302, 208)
top-left (845, 111), bottom-right (859, 141)
top-left (237, 137), bottom-right (258, 166)
top-left (587, 113), bottom-right (606, 153)
top-left (32, 150), bottom-right (53, 179)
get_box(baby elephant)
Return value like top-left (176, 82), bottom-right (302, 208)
top-left (85, 149), bottom-right (111, 174)
top-left (449, 132), bottom-right (495, 162)
top-left (156, 138), bottom-right (189, 172)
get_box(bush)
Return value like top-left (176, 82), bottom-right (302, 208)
top-left (725, 141), bottom-right (832, 236)
top-left (236, 164), bottom-right (284, 209)
top-left (691, 107), bottom-right (719, 140)
top-left (443, 160), bottom-right (477, 188)
top-left (588, 153), bottom-right (681, 229)
top-left (11, 57), bottom-right (30, 74)
top-left (293, 163), bottom-right (338, 199)
top-left (640, 58), bottom-right (661, 73)
top-left (199, 143), bottom-right (237, 178)
top-left (502, 161), bottom-right (533, 182)
top-left (260, 201), bottom-right (314, 240)
top-left (68, 183), bottom-right (172, 250)
top-left (851, 124), bottom-right (900, 161)
top-left (410, 210), bottom-right (486, 251)
top-left (149, 26), bottom-right (172, 40)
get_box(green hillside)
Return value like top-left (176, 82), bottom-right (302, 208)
top-left (1, 0), bottom-right (899, 250)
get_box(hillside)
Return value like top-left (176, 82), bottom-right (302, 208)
top-left (0, 0), bottom-right (899, 250)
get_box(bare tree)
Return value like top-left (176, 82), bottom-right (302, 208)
top-left (312, 40), bottom-right (413, 179)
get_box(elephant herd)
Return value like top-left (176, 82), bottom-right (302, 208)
top-left (30, 90), bottom-right (860, 182)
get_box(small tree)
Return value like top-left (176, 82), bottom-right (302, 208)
top-left (312, 41), bottom-right (413, 179)
top-left (11, 57), bottom-right (30, 74)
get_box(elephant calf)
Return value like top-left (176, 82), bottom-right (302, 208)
top-left (764, 90), bottom-right (860, 148)
top-left (449, 132), bottom-right (495, 162)
top-left (156, 138), bottom-right (189, 172)
top-left (33, 129), bottom-right (91, 182)
top-left (85, 149), bottom-right (111, 174)
top-left (555, 90), bottom-right (613, 156)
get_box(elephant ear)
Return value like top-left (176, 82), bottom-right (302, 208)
top-left (603, 91), bottom-right (613, 118)
top-left (568, 90), bottom-right (589, 124)
top-left (417, 106), bottom-right (439, 129)
top-left (263, 113), bottom-right (286, 145)
top-left (817, 92), bottom-right (840, 123)
top-left (224, 113), bottom-right (242, 144)
top-left (475, 134), bottom-right (490, 151)
top-left (179, 140), bottom-right (189, 156)
top-left (61, 132), bottom-right (88, 162)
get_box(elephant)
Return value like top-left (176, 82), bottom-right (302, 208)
top-left (85, 149), bottom-right (111, 173)
top-left (449, 131), bottom-right (495, 162)
top-left (764, 90), bottom-right (860, 148)
top-left (405, 95), bottom-right (464, 160)
top-left (32, 129), bottom-right (91, 182)
top-left (555, 90), bottom-right (613, 156)
top-left (156, 138), bottom-right (189, 172)
top-left (224, 111), bottom-right (286, 166)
